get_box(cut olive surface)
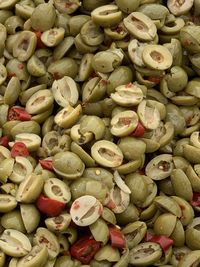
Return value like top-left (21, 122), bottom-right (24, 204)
top-left (0, 0), bottom-right (200, 266)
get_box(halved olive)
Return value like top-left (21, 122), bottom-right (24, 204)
top-left (145, 154), bottom-right (174, 180)
top-left (54, 104), bottom-right (82, 129)
top-left (167, 0), bottom-right (194, 16)
top-left (123, 12), bottom-right (157, 41)
top-left (52, 151), bottom-right (85, 180)
top-left (51, 76), bottom-right (79, 107)
top-left (111, 83), bottom-right (143, 107)
top-left (137, 100), bottom-right (160, 130)
top-left (129, 242), bottom-right (162, 266)
top-left (41, 28), bottom-right (65, 47)
top-left (26, 89), bottom-right (54, 115)
top-left (0, 229), bottom-right (31, 257)
top-left (91, 140), bottom-right (123, 168)
top-left (142, 45), bottom-right (173, 70)
top-left (17, 245), bottom-right (48, 267)
top-left (70, 195), bottom-right (103, 227)
top-left (43, 177), bottom-right (71, 204)
top-left (111, 110), bottom-right (139, 137)
top-left (12, 31), bottom-right (37, 62)
top-left (33, 227), bottom-right (60, 259)
top-left (9, 156), bottom-right (33, 184)
top-left (91, 5), bottom-right (122, 28)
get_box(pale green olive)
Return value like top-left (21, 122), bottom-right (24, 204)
top-left (129, 242), bottom-right (162, 266)
top-left (94, 245), bottom-right (120, 262)
top-left (20, 204), bottom-right (40, 233)
top-left (91, 5), bottom-right (122, 28)
top-left (1, 209), bottom-right (26, 234)
top-left (142, 45), bottom-right (173, 70)
top-left (0, 194), bottom-right (17, 213)
top-left (70, 195), bottom-right (103, 227)
top-left (51, 76), bottom-right (79, 107)
top-left (145, 154), bottom-right (174, 180)
top-left (110, 110), bottom-right (139, 137)
top-left (13, 31), bottom-right (37, 62)
top-left (124, 12), bottom-right (157, 41)
top-left (9, 156), bottom-right (33, 184)
top-left (41, 28), bottom-right (65, 47)
top-left (167, 0), bottom-right (194, 16)
top-left (91, 140), bottom-right (123, 168)
top-left (111, 83), bottom-right (143, 107)
top-left (17, 245), bottom-right (48, 267)
top-left (45, 213), bottom-right (71, 233)
top-left (54, 104), bottom-right (82, 129)
top-left (43, 177), bottom-right (71, 204)
top-left (0, 229), bottom-right (31, 257)
top-left (9, 133), bottom-right (41, 152)
top-left (16, 173), bottom-right (44, 203)
top-left (52, 151), bottom-right (85, 180)
top-left (33, 227), bottom-right (60, 259)
top-left (138, 100), bottom-right (160, 130)
top-left (89, 218), bottom-right (109, 245)
top-left (25, 89), bottom-right (54, 115)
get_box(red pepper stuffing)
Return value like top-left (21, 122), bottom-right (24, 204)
top-left (70, 236), bottom-right (101, 264)
top-left (106, 199), bottom-right (116, 210)
top-left (8, 73), bottom-right (16, 78)
top-left (130, 122), bottom-right (145, 137)
top-left (36, 194), bottom-right (65, 217)
top-left (191, 193), bottom-right (200, 207)
top-left (34, 31), bottom-right (46, 49)
top-left (0, 136), bottom-right (9, 147)
top-left (18, 63), bottom-right (24, 69)
top-left (8, 107), bottom-right (31, 121)
top-left (11, 142), bottom-right (29, 158)
top-left (146, 76), bottom-right (163, 84)
top-left (39, 159), bottom-right (54, 171)
top-left (109, 226), bottom-right (126, 248)
top-left (125, 82), bottom-right (133, 88)
top-left (145, 232), bottom-right (173, 252)
top-left (52, 72), bottom-right (60, 80)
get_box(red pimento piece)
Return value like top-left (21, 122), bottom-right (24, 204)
top-left (70, 236), bottom-right (101, 264)
top-left (130, 122), bottom-right (145, 137)
top-left (109, 226), bottom-right (126, 248)
top-left (11, 142), bottom-right (29, 158)
top-left (191, 193), bottom-right (200, 207)
top-left (52, 72), bottom-right (60, 80)
top-left (39, 159), bottom-right (54, 171)
top-left (145, 232), bottom-right (173, 252)
top-left (106, 199), bottom-right (116, 209)
top-left (34, 31), bottom-right (46, 49)
top-left (0, 136), bottom-right (9, 147)
top-left (36, 194), bottom-right (65, 217)
top-left (146, 76), bottom-right (163, 84)
top-left (8, 107), bottom-right (31, 121)
top-left (18, 63), bottom-right (24, 69)
top-left (125, 82), bottom-right (133, 88)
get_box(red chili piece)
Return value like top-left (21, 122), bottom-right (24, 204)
top-left (70, 236), bottom-right (101, 264)
top-left (0, 136), bottom-right (9, 147)
top-left (34, 31), bottom-right (46, 49)
top-left (146, 76), bottom-right (163, 84)
top-left (8, 107), bottom-right (31, 121)
top-left (39, 159), bottom-right (54, 171)
top-left (109, 227), bottom-right (126, 248)
top-left (52, 72), bottom-right (60, 80)
top-left (130, 122), bottom-right (145, 137)
top-left (191, 193), bottom-right (200, 207)
top-left (11, 142), bottom-right (29, 158)
top-left (106, 199), bottom-right (116, 210)
top-left (36, 194), bottom-right (65, 217)
top-left (145, 232), bottom-right (173, 252)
